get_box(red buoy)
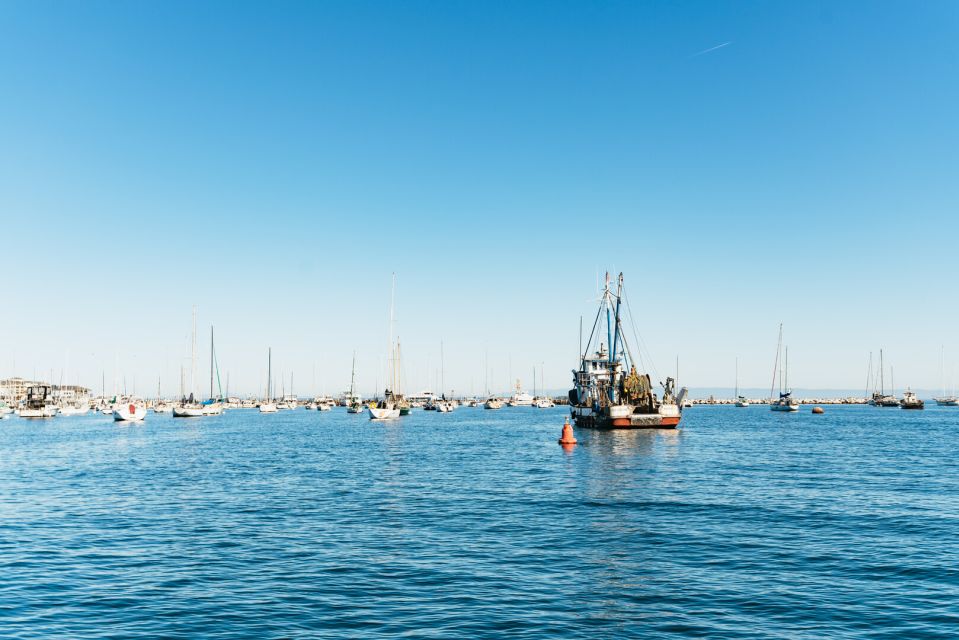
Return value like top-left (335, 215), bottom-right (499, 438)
top-left (558, 416), bottom-right (577, 445)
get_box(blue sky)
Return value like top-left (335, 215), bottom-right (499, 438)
top-left (1, 1), bottom-right (957, 397)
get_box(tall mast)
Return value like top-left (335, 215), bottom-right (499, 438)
top-left (350, 351), bottom-right (356, 398)
top-left (440, 341), bottom-right (445, 398)
top-left (267, 348), bottom-right (272, 401)
top-left (191, 306), bottom-right (197, 400)
top-left (210, 325), bottom-right (214, 400)
top-left (388, 272), bottom-right (395, 392)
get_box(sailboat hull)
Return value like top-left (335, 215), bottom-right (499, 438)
top-left (369, 407), bottom-right (400, 420)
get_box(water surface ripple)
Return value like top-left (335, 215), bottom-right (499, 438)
top-left (1, 405), bottom-right (957, 638)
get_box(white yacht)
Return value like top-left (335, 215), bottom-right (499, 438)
top-left (20, 386), bottom-right (58, 418)
top-left (507, 380), bottom-right (534, 406)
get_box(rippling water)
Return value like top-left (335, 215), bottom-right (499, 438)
top-left (1, 404), bottom-right (957, 638)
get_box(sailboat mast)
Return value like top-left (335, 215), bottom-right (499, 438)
top-left (190, 306), bottom-right (197, 400)
top-left (880, 349), bottom-right (885, 395)
top-left (440, 341), bottom-right (445, 398)
top-left (388, 273), bottom-right (395, 392)
top-left (350, 351), bottom-right (356, 398)
top-left (267, 348), bottom-right (272, 401)
top-left (210, 325), bottom-right (214, 400)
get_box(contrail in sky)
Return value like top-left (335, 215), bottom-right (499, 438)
top-left (688, 41), bottom-right (731, 58)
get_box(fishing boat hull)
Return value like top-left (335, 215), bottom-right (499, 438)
top-left (901, 402), bottom-right (924, 410)
top-left (572, 404), bottom-right (681, 429)
top-left (258, 403), bottom-right (278, 413)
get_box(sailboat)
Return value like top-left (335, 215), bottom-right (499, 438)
top-left (173, 307), bottom-right (205, 417)
top-left (347, 352), bottom-right (365, 413)
top-left (934, 345), bottom-right (958, 406)
top-left (201, 326), bottom-right (223, 415)
top-left (769, 324), bottom-right (799, 412)
top-left (533, 363), bottom-right (554, 408)
top-left (259, 348), bottom-right (278, 412)
top-left (868, 349), bottom-right (900, 406)
top-left (435, 341), bottom-right (455, 413)
top-left (369, 274), bottom-right (402, 420)
top-left (734, 357), bottom-right (749, 407)
top-left (483, 352), bottom-right (503, 409)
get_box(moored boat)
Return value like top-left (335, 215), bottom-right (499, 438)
top-left (901, 388), bottom-right (924, 410)
top-left (113, 399), bottom-right (147, 422)
top-left (19, 385), bottom-right (58, 418)
top-left (569, 273), bottom-right (686, 429)
top-left (769, 325), bottom-right (799, 412)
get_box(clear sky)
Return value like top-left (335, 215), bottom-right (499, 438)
top-left (1, 1), bottom-right (957, 397)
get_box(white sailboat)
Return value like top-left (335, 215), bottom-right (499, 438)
top-left (370, 274), bottom-right (401, 420)
top-left (259, 348), bottom-right (278, 413)
top-left (173, 307), bottom-right (205, 418)
top-left (769, 324), bottom-right (799, 412)
top-left (934, 345), bottom-right (958, 406)
top-left (434, 341), bottom-right (455, 413)
top-left (734, 357), bottom-right (749, 407)
top-left (113, 399), bottom-right (147, 422)
top-left (347, 352), bottom-right (364, 413)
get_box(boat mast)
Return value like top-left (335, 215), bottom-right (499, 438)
top-left (350, 351), bottom-right (357, 399)
top-left (210, 325), bottom-right (214, 401)
top-left (267, 348), bottom-right (272, 402)
top-left (769, 323), bottom-right (782, 401)
top-left (440, 341), bottom-right (445, 399)
top-left (388, 273), bottom-right (395, 393)
top-left (190, 306), bottom-right (197, 402)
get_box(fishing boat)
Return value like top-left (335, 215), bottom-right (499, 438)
top-left (19, 385), bottom-right (58, 418)
top-left (901, 388), bottom-right (924, 410)
top-left (734, 357), bottom-right (749, 407)
top-left (484, 396), bottom-right (503, 409)
top-left (113, 399), bottom-right (147, 422)
top-left (769, 325), bottom-right (799, 412)
top-left (569, 273), bottom-right (687, 428)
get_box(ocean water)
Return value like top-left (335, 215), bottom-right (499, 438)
top-left (1, 404), bottom-right (957, 638)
